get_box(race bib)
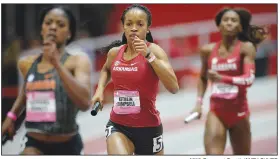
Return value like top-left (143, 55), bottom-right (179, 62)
top-left (26, 91), bottom-right (56, 122)
top-left (211, 83), bottom-right (239, 99)
top-left (113, 90), bottom-right (141, 114)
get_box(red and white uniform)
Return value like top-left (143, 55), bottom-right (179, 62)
top-left (208, 41), bottom-right (255, 127)
top-left (110, 44), bottom-right (161, 127)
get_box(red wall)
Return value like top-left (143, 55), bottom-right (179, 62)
top-left (3, 4), bottom-right (277, 99)
top-left (106, 4), bottom-right (277, 34)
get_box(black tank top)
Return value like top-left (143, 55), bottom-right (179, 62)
top-left (24, 53), bottom-right (79, 135)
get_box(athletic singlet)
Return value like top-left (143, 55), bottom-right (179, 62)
top-left (24, 53), bottom-right (79, 135)
top-left (208, 41), bottom-right (249, 112)
top-left (110, 44), bottom-right (161, 127)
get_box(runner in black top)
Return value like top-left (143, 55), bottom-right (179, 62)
top-left (2, 5), bottom-right (92, 155)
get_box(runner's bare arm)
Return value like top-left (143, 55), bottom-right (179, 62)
top-left (54, 55), bottom-right (92, 111)
top-left (219, 42), bottom-right (256, 87)
top-left (9, 56), bottom-right (36, 117)
top-left (149, 43), bottom-right (179, 94)
top-left (95, 47), bottom-right (119, 94)
top-left (196, 44), bottom-right (213, 98)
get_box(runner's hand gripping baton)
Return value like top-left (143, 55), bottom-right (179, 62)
top-left (90, 102), bottom-right (101, 116)
top-left (184, 112), bottom-right (199, 123)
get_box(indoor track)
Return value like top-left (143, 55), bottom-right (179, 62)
top-left (2, 76), bottom-right (277, 155)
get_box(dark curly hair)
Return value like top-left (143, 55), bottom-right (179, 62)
top-left (215, 8), bottom-right (267, 45)
top-left (101, 4), bottom-right (154, 54)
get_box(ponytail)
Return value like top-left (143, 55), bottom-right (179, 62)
top-left (121, 33), bottom-right (127, 44)
top-left (237, 24), bottom-right (267, 46)
top-left (99, 40), bottom-right (123, 54)
top-left (237, 25), bottom-right (267, 47)
top-left (247, 25), bottom-right (267, 45)
top-left (146, 31), bottom-right (154, 43)
top-left (234, 8), bottom-right (267, 46)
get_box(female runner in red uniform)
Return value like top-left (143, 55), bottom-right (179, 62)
top-left (91, 4), bottom-right (179, 155)
top-left (189, 8), bottom-right (267, 155)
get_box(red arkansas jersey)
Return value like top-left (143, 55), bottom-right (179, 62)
top-left (109, 44), bottom-right (161, 127)
top-left (208, 41), bottom-right (249, 113)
